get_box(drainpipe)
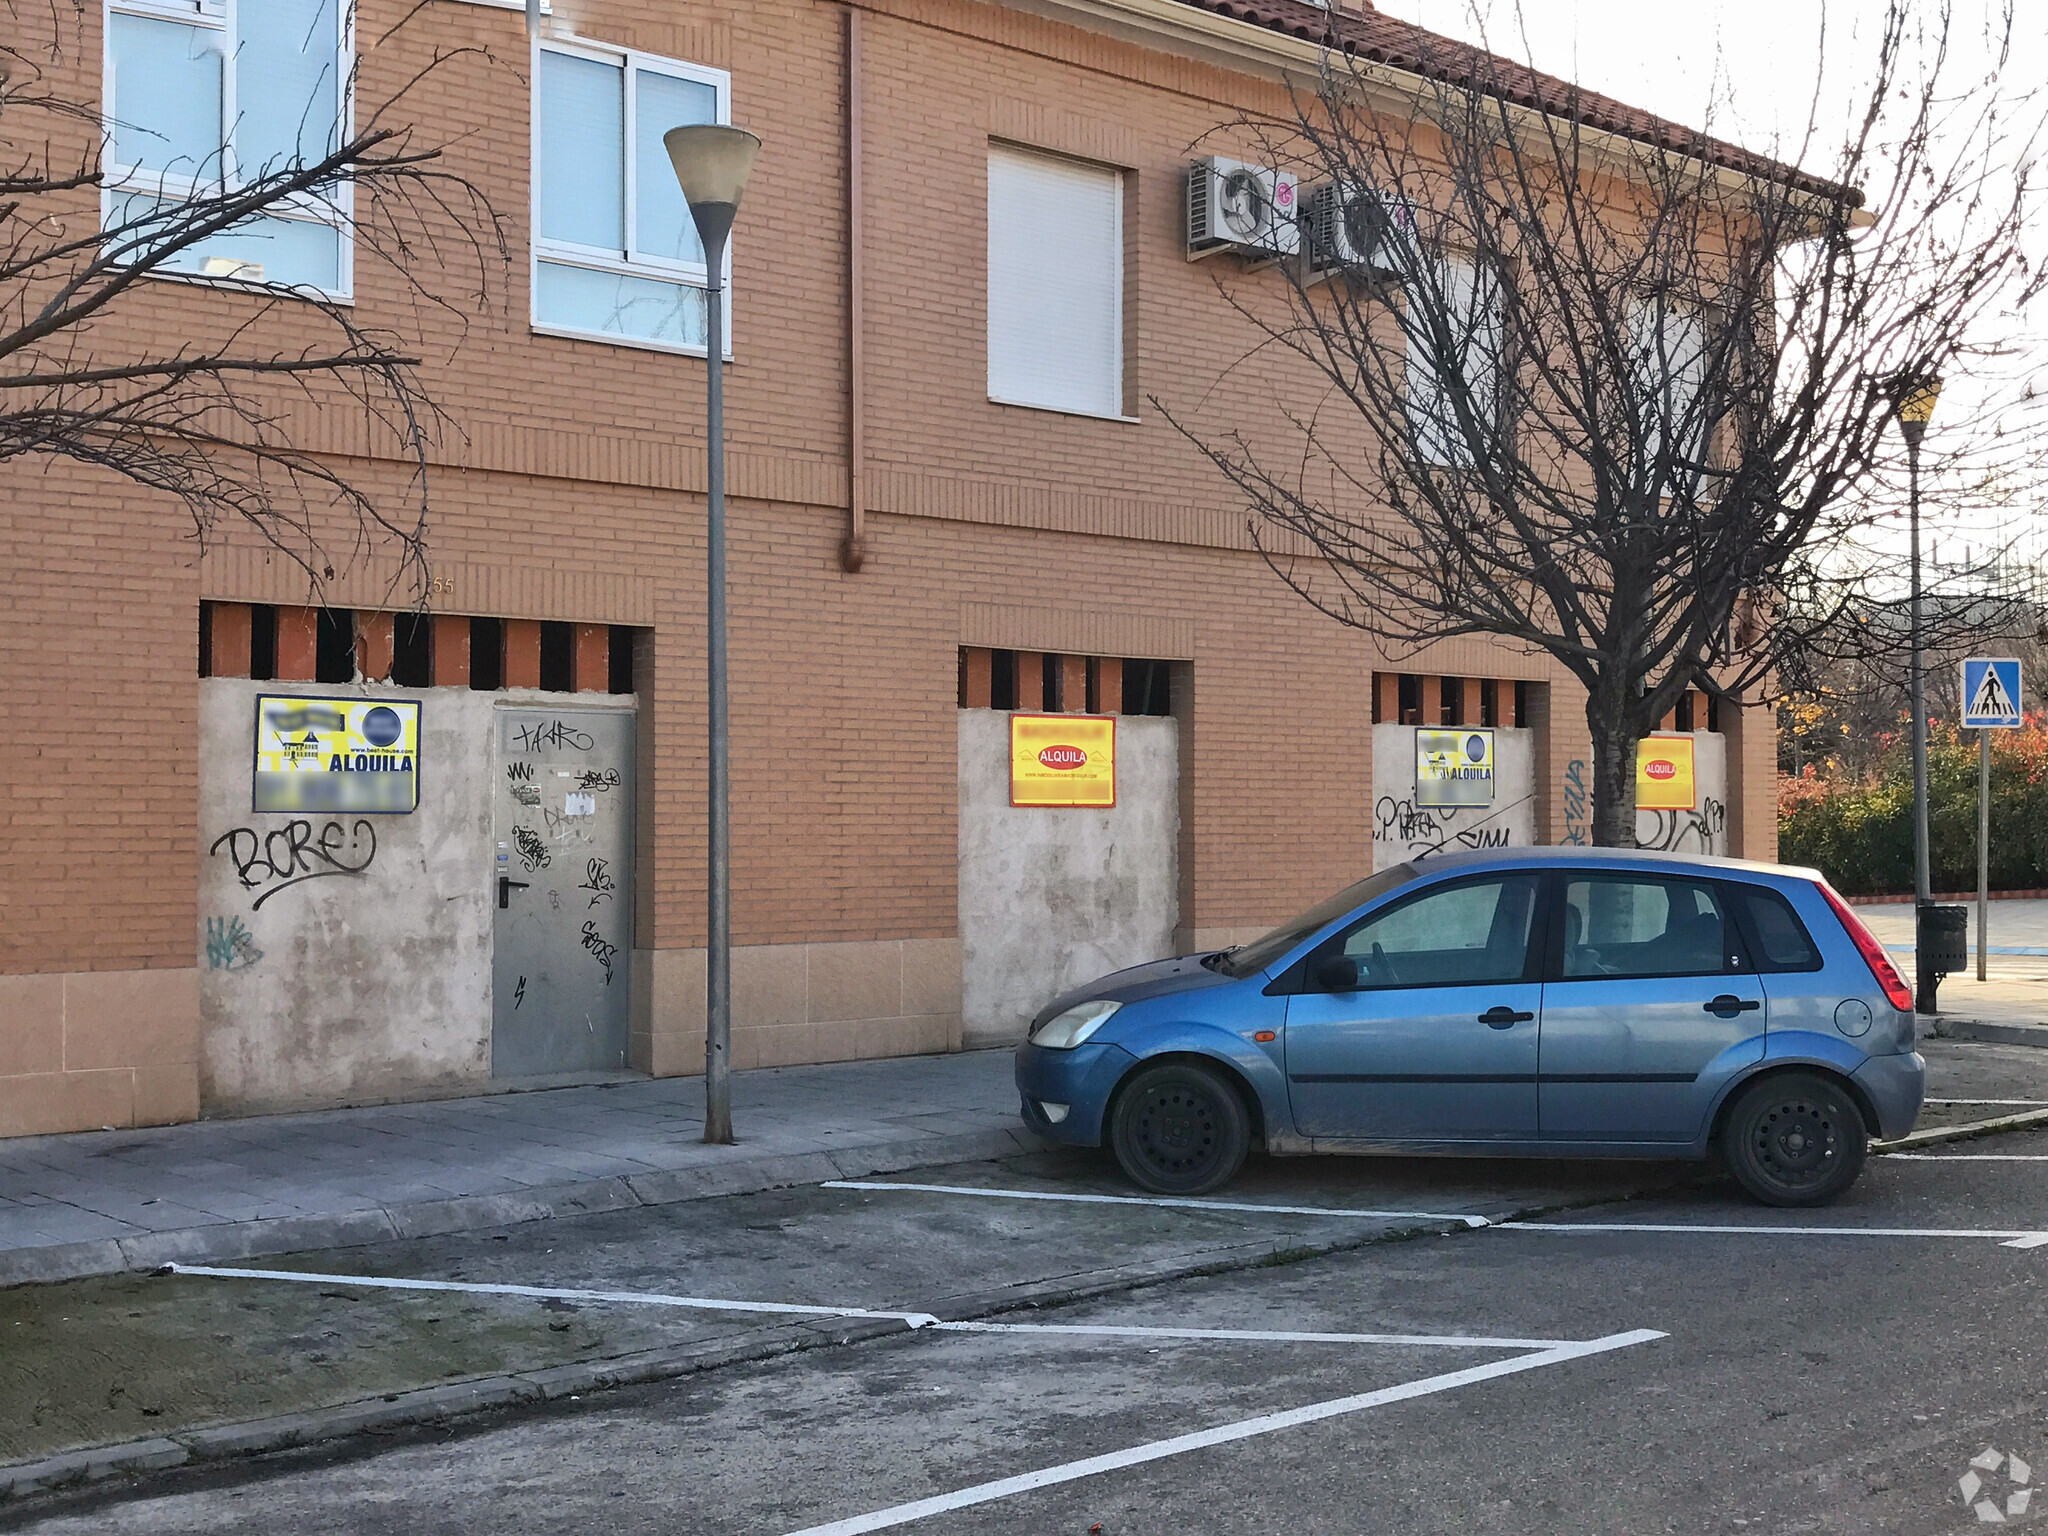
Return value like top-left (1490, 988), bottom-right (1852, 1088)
top-left (840, 6), bottom-right (867, 574)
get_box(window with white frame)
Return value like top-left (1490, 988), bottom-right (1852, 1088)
top-left (102, 0), bottom-right (350, 293)
top-left (1406, 254), bottom-right (1504, 467)
top-left (986, 146), bottom-right (1123, 419)
top-left (1628, 296), bottom-right (1711, 467)
top-left (532, 40), bottom-right (728, 353)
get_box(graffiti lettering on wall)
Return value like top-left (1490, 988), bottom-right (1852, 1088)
top-left (204, 915), bottom-right (263, 970)
top-left (513, 826), bottom-right (551, 872)
top-left (513, 975), bottom-right (527, 1010)
top-left (1374, 795), bottom-right (1525, 860)
top-left (506, 760), bottom-right (534, 783)
top-left (513, 719), bottom-right (593, 754)
top-left (209, 819), bottom-right (378, 910)
top-left (1640, 797), bottom-right (1727, 854)
top-left (573, 768), bottom-right (620, 792)
top-left (580, 920), bottom-right (618, 985)
top-left (578, 857), bottom-right (617, 908)
top-left (1561, 761), bottom-right (1589, 846)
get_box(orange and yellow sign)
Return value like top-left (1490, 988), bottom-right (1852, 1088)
top-left (1636, 734), bottom-right (1697, 811)
top-left (1010, 714), bottom-right (1116, 808)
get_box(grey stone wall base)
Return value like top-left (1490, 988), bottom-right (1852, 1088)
top-left (0, 1128), bottom-right (1040, 1291)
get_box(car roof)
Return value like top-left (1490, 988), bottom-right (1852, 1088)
top-left (1397, 846), bottom-right (1822, 882)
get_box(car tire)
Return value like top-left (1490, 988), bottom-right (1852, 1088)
top-left (1720, 1071), bottom-right (1867, 1207)
top-left (1108, 1061), bottom-right (1251, 1196)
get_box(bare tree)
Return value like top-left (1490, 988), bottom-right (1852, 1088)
top-left (1170, 0), bottom-right (2046, 845)
top-left (1, 0), bottom-right (505, 596)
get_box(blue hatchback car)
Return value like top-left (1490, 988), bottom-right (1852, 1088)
top-left (1015, 848), bottom-right (1924, 1207)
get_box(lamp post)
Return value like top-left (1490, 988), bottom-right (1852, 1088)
top-left (665, 123), bottom-right (762, 1146)
top-left (1892, 375), bottom-right (1941, 1013)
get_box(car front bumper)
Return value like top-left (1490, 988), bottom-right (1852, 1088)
top-left (1014, 1039), bottom-right (1138, 1147)
top-left (1854, 1049), bottom-right (1927, 1142)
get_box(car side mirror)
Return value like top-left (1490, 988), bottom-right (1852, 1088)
top-left (1313, 955), bottom-right (1360, 993)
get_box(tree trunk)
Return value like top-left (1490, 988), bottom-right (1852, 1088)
top-left (1587, 705), bottom-right (1642, 849)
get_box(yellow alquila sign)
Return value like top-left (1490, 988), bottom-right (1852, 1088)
top-left (1010, 714), bottom-right (1116, 808)
top-left (254, 695), bottom-right (421, 814)
top-left (1636, 734), bottom-right (1697, 811)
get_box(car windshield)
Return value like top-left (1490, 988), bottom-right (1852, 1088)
top-left (1207, 864), bottom-right (1419, 979)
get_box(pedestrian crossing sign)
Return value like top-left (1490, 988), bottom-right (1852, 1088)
top-left (1962, 658), bottom-right (2023, 729)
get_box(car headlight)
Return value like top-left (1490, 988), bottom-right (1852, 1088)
top-left (1031, 999), bottom-right (1121, 1050)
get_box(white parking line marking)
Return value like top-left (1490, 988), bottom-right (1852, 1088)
top-left (164, 1264), bottom-right (942, 1327)
top-left (779, 1329), bottom-right (1665, 1536)
top-left (1891, 1154), bottom-right (2048, 1162)
top-left (1495, 1221), bottom-right (2048, 1250)
top-left (934, 1321), bottom-right (1576, 1349)
top-left (823, 1180), bottom-right (1491, 1227)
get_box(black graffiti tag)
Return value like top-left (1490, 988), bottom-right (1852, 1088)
top-left (513, 719), bottom-right (593, 754)
top-left (580, 920), bottom-right (618, 985)
top-left (512, 826), bottom-right (551, 872)
top-left (506, 760), bottom-right (535, 782)
top-left (210, 819), bottom-right (378, 911)
top-left (572, 768), bottom-right (620, 792)
top-left (578, 857), bottom-right (617, 908)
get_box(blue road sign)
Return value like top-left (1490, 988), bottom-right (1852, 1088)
top-left (1962, 658), bottom-right (2023, 728)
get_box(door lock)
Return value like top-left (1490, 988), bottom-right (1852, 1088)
top-left (498, 876), bottom-right (530, 909)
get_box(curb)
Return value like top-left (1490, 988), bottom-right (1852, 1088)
top-left (0, 1174), bottom-right (1695, 1504)
top-left (1930, 1018), bottom-right (2048, 1048)
top-left (0, 1125), bottom-right (1043, 1290)
top-left (1875, 1106), bottom-right (2048, 1152)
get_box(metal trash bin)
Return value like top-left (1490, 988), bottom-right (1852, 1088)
top-left (1914, 901), bottom-right (1969, 1015)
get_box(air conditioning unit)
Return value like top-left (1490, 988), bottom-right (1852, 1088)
top-left (1302, 182), bottom-right (1418, 280)
top-left (1186, 157), bottom-right (1299, 259)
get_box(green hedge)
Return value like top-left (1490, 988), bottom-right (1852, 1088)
top-left (1779, 721), bottom-right (2048, 895)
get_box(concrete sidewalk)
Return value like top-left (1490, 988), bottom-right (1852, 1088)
top-left (0, 1051), bottom-right (1033, 1287)
top-left (1862, 899), bottom-right (2048, 1039)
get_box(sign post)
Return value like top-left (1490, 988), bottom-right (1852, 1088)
top-left (1961, 658), bottom-right (2024, 981)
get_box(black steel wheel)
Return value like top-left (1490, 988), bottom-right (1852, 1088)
top-left (1720, 1071), bottom-right (1867, 1207)
top-left (1108, 1061), bottom-right (1250, 1196)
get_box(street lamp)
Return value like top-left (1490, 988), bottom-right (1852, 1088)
top-left (665, 123), bottom-right (762, 1146)
top-left (1892, 374), bottom-right (1941, 1013)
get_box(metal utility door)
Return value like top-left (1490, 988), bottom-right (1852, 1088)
top-left (492, 708), bottom-right (635, 1077)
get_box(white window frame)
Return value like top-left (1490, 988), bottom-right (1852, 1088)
top-left (101, 0), bottom-right (356, 300)
top-left (1406, 251), bottom-right (1504, 468)
top-left (985, 145), bottom-right (1129, 423)
top-left (529, 36), bottom-right (733, 359)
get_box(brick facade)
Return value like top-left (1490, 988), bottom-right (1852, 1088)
top-left (0, 0), bottom-right (1780, 1134)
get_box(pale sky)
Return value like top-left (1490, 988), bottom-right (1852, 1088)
top-left (1383, 1), bottom-right (2048, 583)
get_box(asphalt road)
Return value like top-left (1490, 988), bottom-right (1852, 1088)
top-left (9, 1105), bottom-right (2048, 1535)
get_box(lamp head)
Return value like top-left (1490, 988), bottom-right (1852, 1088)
top-left (663, 124), bottom-right (762, 259)
top-left (1891, 374), bottom-right (1942, 439)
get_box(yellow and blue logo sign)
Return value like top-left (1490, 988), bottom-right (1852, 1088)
top-left (1415, 728), bottom-right (1495, 808)
top-left (254, 695), bottom-right (421, 813)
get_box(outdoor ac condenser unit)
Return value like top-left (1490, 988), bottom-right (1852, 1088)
top-left (1302, 182), bottom-right (1418, 280)
top-left (1186, 156), bottom-right (1300, 258)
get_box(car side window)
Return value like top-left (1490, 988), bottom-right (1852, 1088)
top-left (1731, 884), bottom-right (1823, 972)
top-left (1325, 876), bottom-right (1538, 990)
top-left (1561, 875), bottom-right (1742, 980)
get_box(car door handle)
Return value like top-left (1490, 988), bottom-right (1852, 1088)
top-left (1704, 995), bottom-right (1761, 1017)
top-left (498, 877), bottom-right (530, 909)
top-left (1478, 1006), bottom-right (1534, 1028)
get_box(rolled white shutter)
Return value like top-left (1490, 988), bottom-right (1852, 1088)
top-left (987, 147), bottom-right (1123, 418)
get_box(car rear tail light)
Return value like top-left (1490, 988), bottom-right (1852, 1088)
top-left (1818, 882), bottom-right (1915, 1014)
